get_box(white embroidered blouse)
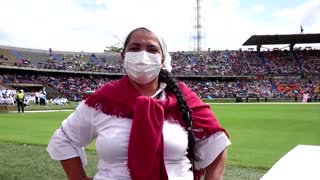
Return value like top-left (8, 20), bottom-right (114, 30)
top-left (47, 85), bottom-right (231, 180)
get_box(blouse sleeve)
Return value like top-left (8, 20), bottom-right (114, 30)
top-left (193, 131), bottom-right (231, 170)
top-left (47, 102), bottom-right (97, 166)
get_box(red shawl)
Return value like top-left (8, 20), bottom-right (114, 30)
top-left (85, 75), bottom-right (228, 180)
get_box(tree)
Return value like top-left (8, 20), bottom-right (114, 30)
top-left (105, 34), bottom-right (124, 53)
top-left (104, 45), bottom-right (123, 53)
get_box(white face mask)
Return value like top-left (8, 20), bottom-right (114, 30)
top-left (123, 51), bottom-right (162, 84)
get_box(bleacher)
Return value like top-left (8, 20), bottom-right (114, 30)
top-left (0, 48), bottom-right (19, 65)
top-left (15, 49), bottom-right (49, 66)
top-left (0, 33), bottom-right (320, 102)
top-left (2, 45), bottom-right (319, 76)
top-left (261, 50), bottom-right (301, 74)
top-left (295, 50), bottom-right (320, 74)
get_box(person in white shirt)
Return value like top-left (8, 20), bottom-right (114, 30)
top-left (35, 91), bottom-right (40, 104)
top-left (47, 27), bottom-right (231, 180)
top-left (302, 91), bottom-right (310, 103)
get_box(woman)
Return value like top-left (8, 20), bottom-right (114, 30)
top-left (47, 27), bottom-right (231, 180)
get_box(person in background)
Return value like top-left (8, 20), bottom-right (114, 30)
top-left (35, 91), bottom-right (40, 104)
top-left (16, 89), bottom-right (25, 113)
top-left (293, 90), bottom-right (299, 102)
top-left (47, 27), bottom-right (231, 180)
top-left (302, 91), bottom-right (310, 103)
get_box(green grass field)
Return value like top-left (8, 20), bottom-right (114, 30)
top-left (0, 103), bottom-right (319, 180)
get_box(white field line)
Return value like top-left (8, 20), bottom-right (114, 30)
top-left (10, 109), bottom-right (74, 113)
top-left (6, 103), bottom-right (320, 113)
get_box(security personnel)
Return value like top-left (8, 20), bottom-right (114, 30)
top-left (16, 89), bottom-right (25, 113)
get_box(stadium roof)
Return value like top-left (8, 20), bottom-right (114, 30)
top-left (243, 33), bottom-right (320, 46)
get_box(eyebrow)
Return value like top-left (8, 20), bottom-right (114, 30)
top-left (147, 45), bottom-right (161, 53)
top-left (128, 43), bottom-right (141, 47)
top-left (147, 44), bottom-right (160, 48)
top-left (128, 43), bottom-right (161, 50)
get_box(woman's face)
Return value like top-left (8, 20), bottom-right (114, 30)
top-left (122, 29), bottom-right (163, 60)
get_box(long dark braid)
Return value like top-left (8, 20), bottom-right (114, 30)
top-left (158, 69), bottom-right (195, 160)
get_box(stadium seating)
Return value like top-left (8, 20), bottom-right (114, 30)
top-left (0, 45), bottom-right (319, 101)
top-left (0, 48), bottom-right (19, 65)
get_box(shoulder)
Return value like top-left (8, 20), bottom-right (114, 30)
top-left (178, 81), bottom-right (197, 97)
top-left (178, 81), bottom-right (191, 92)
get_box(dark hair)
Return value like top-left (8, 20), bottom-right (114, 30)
top-left (122, 28), bottom-right (149, 53)
top-left (122, 27), bottom-right (164, 57)
top-left (158, 69), bottom-right (195, 160)
top-left (123, 28), bottom-right (195, 160)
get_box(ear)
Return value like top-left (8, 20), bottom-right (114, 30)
top-left (120, 52), bottom-right (125, 63)
top-left (160, 58), bottom-right (164, 67)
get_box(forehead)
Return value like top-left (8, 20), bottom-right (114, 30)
top-left (127, 29), bottom-right (161, 47)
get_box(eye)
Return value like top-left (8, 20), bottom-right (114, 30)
top-left (127, 47), bottom-right (140, 52)
top-left (147, 48), bottom-right (160, 54)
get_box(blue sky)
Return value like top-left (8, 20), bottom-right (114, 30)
top-left (240, 0), bottom-right (306, 10)
top-left (0, 0), bottom-right (319, 52)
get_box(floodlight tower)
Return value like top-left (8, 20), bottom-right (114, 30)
top-left (193, 0), bottom-right (204, 52)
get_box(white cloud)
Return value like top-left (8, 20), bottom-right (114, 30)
top-left (0, 0), bottom-right (196, 52)
top-left (250, 4), bottom-right (265, 14)
top-left (0, 0), bottom-right (319, 52)
top-left (272, 0), bottom-right (320, 33)
top-left (200, 0), bottom-right (280, 50)
top-left (300, 0), bottom-right (320, 27)
top-left (0, 0), bottom-right (102, 51)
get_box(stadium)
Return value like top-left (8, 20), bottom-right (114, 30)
top-left (1, 34), bottom-right (319, 104)
top-left (1, 32), bottom-right (320, 179)
top-left (1, 0), bottom-right (320, 178)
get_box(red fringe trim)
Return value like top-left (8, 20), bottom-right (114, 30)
top-left (84, 93), bottom-right (135, 119)
top-left (83, 77), bottom-right (229, 179)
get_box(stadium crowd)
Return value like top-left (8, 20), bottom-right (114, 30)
top-left (1, 72), bottom-right (319, 102)
top-left (1, 48), bottom-right (319, 103)
top-left (1, 48), bottom-right (320, 76)
top-left (295, 49), bottom-right (320, 74)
